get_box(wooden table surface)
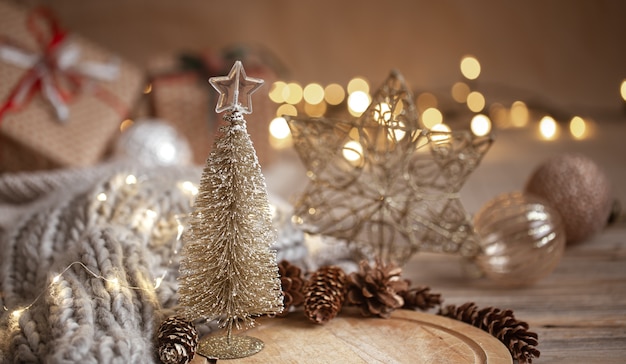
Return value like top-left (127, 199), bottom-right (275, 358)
top-left (263, 122), bottom-right (626, 363)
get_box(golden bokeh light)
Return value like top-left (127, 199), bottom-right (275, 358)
top-left (489, 103), bottom-right (508, 128)
top-left (324, 83), bottom-right (345, 105)
top-left (466, 91), bottom-right (485, 112)
top-left (621, 79), bottom-right (626, 101)
top-left (460, 56), bottom-right (481, 80)
top-left (451, 82), bottom-right (470, 103)
top-left (421, 107), bottom-right (443, 129)
top-left (119, 118), bottom-right (134, 132)
top-left (539, 116), bottom-right (558, 140)
top-left (416, 92), bottom-right (438, 112)
top-left (342, 140), bottom-right (364, 164)
top-left (347, 77), bottom-right (370, 94)
top-left (143, 83), bottom-right (152, 94)
top-left (569, 116), bottom-right (587, 139)
top-left (347, 91), bottom-right (370, 116)
top-left (510, 101), bottom-right (529, 127)
top-left (430, 123), bottom-right (452, 143)
top-left (269, 81), bottom-right (287, 103)
top-left (389, 121), bottom-right (406, 141)
top-left (284, 82), bottom-right (303, 104)
top-left (269, 117), bottom-right (291, 140)
top-left (303, 83), bottom-right (325, 105)
top-left (374, 102), bottom-right (392, 122)
top-left (276, 103), bottom-right (297, 117)
top-left (304, 100), bottom-right (327, 117)
top-left (470, 114), bottom-right (492, 137)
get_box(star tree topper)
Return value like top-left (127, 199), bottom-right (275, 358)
top-left (209, 60), bottom-right (264, 114)
top-left (287, 70), bottom-right (492, 265)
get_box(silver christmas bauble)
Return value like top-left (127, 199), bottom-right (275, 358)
top-left (525, 153), bottom-right (612, 243)
top-left (473, 191), bottom-right (566, 287)
top-left (114, 119), bottom-right (192, 166)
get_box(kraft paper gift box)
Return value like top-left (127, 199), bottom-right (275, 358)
top-left (0, 2), bottom-right (143, 172)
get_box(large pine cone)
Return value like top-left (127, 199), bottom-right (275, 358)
top-left (303, 266), bottom-right (347, 324)
top-left (156, 315), bottom-right (199, 364)
top-left (346, 260), bottom-right (409, 318)
top-left (277, 260), bottom-right (305, 317)
top-left (440, 302), bottom-right (540, 364)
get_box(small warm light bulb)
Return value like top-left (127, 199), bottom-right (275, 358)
top-left (569, 116), bottom-right (587, 139)
top-left (347, 77), bottom-right (370, 94)
top-left (421, 107), bottom-right (443, 129)
top-left (374, 102), bottom-right (392, 122)
top-left (145, 209), bottom-right (157, 219)
top-left (342, 140), bottom-right (364, 163)
top-left (347, 91), bottom-right (370, 116)
top-left (466, 91), bottom-right (485, 112)
top-left (510, 101), bottom-right (529, 127)
top-left (108, 277), bottom-right (120, 289)
top-left (539, 116), bottom-right (558, 140)
top-left (471, 114), bottom-right (492, 136)
top-left (119, 119), bottom-right (134, 132)
top-left (324, 83), bottom-right (345, 105)
top-left (451, 82), bottom-right (470, 103)
top-left (180, 181), bottom-right (198, 196)
top-left (12, 309), bottom-right (24, 319)
top-left (416, 92), bottom-right (437, 112)
top-left (96, 193), bottom-right (107, 202)
top-left (154, 276), bottom-right (163, 289)
top-left (143, 84), bottom-right (152, 94)
top-left (460, 56), bottom-right (481, 80)
top-left (125, 174), bottom-right (137, 185)
top-left (303, 83), bottom-right (325, 105)
top-left (304, 100), bottom-right (327, 117)
top-left (269, 81), bottom-right (287, 103)
top-left (276, 104), bottom-right (297, 117)
top-left (52, 275), bottom-right (61, 284)
top-left (620, 79), bottom-right (626, 101)
top-left (285, 83), bottom-right (303, 104)
top-left (389, 121), bottom-right (406, 141)
top-left (269, 117), bottom-right (291, 140)
top-left (430, 123), bottom-right (452, 143)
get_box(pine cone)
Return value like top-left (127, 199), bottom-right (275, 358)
top-left (303, 266), bottom-right (347, 324)
top-left (346, 260), bottom-right (409, 318)
top-left (400, 283), bottom-right (442, 311)
top-left (439, 302), bottom-right (540, 364)
top-left (156, 315), bottom-right (199, 364)
top-left (277, 260), bottom-right (305, 317)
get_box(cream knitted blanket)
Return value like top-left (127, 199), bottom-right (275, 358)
top-left (0, 160), bottom-right (309, 363)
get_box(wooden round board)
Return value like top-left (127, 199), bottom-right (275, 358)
top-left (192, 308), bottom-right (512, 363)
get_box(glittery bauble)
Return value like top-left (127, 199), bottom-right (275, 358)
top-left (525, 153), bottom-right (612, 243)
top-left (473, 192), bottom-right (566, 286)
top-left (114, 119), bottom-right (192, 165)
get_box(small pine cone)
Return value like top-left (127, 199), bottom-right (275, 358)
top-left (439, 302), bottom-right (540, 364)
top-left (277, 260), bottom-right (305, 317)
top-left (346, 260), bottom-right (409, 318)
top-left (400, 283), bottom-right (442, 311)
top-left (156, 315), bottom-right (199, 364)
top-left (303, 266), bottom-right (347, 324)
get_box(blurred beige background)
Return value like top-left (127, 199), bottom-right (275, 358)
top-left (27, 0), bottom-right (626, 120)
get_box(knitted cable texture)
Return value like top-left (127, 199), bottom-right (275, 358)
top-left (0, 162), bottom-right (202, 363)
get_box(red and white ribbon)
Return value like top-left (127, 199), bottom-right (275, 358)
top-left (0, 8), bottom-right (120, 123)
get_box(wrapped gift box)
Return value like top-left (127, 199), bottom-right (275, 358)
top-left (0, 2), bottom-right (143, 172)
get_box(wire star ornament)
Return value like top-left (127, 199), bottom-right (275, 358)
top-left (286, 70), bottom-right (492, 265)
top-left (209, 60), bottom-right (264, 114)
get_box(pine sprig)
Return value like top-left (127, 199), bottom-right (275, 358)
top-left (439, 302), bottom-right (540, 364)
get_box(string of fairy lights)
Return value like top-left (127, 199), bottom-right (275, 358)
top-left (2, 173), bottom-right (200, 327)
top-left (267, 55), bottom-right (626, 151)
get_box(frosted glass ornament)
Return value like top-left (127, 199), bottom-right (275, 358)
top-left (473, 191), bottom-right (566, 287)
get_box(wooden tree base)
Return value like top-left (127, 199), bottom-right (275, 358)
top-left (193, 308), bottom-right (511, 363)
